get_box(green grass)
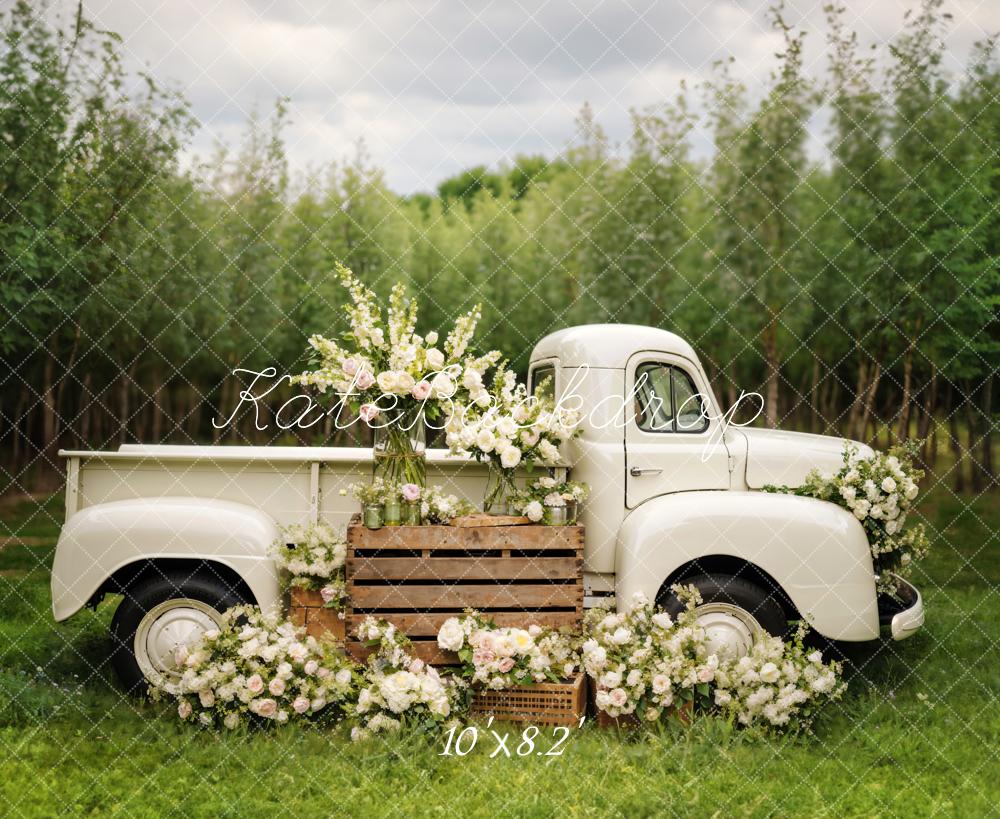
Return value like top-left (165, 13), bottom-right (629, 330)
top-left (0, 479), bottom-right (997, 818)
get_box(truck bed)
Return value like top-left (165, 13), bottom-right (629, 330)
top-left (58, 444), bottom-right (493, 531)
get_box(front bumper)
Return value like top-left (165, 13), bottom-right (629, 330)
top-left (878, 575), bottom-right (924, 640)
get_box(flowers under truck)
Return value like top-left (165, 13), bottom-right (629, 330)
top-left (51, 323), bottom-right (925, 691)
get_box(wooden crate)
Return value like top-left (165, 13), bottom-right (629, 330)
top-left (345, 517), bottom-right (584, 664)
top-left (289, 588), bottom-right (346, 646)
top-left (471, 674), bottom-right (587, 726)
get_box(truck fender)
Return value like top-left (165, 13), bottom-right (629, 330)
top-left (51, 497), bottom-right (282, 622)
top-left (615, 490), bottom-right (879, 641)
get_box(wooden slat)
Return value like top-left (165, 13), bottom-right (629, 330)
top-left (347, 640), bottom-right (457, 666)
top-left (346, 609), bottom-right (582, 637)
top-left (350, 556), bottom-right (580, 581)
top-left (290, 587), bottom-right (325, 608)
top-left (349, 583), bottom-right (581, 610)
top-left (348, 523), bottom-right (583, 552)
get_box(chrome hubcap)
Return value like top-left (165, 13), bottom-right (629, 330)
top-left (693, 603), bottom-right (761, 660)
top-left (134, 599), bottom-right (221, 690)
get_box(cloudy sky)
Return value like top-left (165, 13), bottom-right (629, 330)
top-left (65, 0), bottom-right (998, 193)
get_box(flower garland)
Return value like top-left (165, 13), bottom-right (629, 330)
top-left (271, 522), bottom-right (347, 608)
top-left (159, 605), bottom-right (355, 729)
top-left (766, 442), bottom-right (929, 594)
top-left (437, 612), bottom-right (578, 688)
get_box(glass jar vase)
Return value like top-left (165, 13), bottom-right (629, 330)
top-left (402, 500), bottom-right (421, 526)
top-left (483, 464), bottom-right (516, 515)
top-left (542, 504), bottom-right (569, 526)
top-left (383, 497), bottom-right (402, 526)
top-left (363, 503), bottom-right (384, 530)
top-left (372, 413), bottom-right (426, 488)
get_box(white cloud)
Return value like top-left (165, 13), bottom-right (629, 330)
top-left (60, 0), bottom-right (998, 192)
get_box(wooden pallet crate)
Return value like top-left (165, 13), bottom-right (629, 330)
top-left (345, 517), bottom-right (584, 664)
top-left (289, 587), bottom-right (346, 646)
top-left (470, 673), bottom-right (587, 727)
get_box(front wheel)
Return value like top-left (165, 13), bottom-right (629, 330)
top-left (657, 574), bottom-right (787, 660)
top-left (110, 571), bottom-right (249, 694)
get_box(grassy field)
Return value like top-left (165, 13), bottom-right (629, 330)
top-left (0, 476), bottom-right (997, 818)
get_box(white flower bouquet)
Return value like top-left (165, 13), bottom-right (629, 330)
top-left (581, 588), bottom-right (718, 722)
top-left (445, 363), bottom-right (583, 512)
top-left (437, 611), bottom-right (579, 689)
top-left (420, 485), bottom-right (475, 524)
top-left (513, 476), bottom-right (590, 523)
top-left (271, 522), bottom-right (347, 608)
top-left (293, 265), bottom-right (501, 486)
top-left (351, 617), bottom-right (465, 740)
top-left (767, 442), bottom-right (929, 594)
top-left (160, 605), bottom-right (355, 729)
top-left (712, 625), bottom-right (846, 730)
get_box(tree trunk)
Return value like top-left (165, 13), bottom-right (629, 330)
top-left (809, 357), bottom-right (821, 433)
top-left (80, 371), bottom-right (93, 445)
top-left (151, 370), bottom-right (165, 443)
top-left (763, 318), bottom-right (779, 429)
top-left (981, 373), bottom-right (994, 485)
top-left (118, 361), bottom-right (137, 444)
top-left (917, 366), bottom-right (938, 465)
top-left (948, 385), bottom-right (965, 493)
top-left (41, 343), bottom-right (59, 470)
top-left (859, 359), bottom-right (882, 445)
top-left (847, 354), bottom-right (867, 438)
top-left (897, 346), bottom-right (914, 441)
top-left (964, 383), bottom-right (983, 493)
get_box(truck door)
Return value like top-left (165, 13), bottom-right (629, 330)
top-left (624, 351), bottom-right (731, 508)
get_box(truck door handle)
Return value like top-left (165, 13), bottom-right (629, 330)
top-left (630, 467), bottom-right (663, 477)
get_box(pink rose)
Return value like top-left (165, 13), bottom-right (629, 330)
top-left (320, 586), bottom-right (337, 605)
top-left (177, 700), bottom-right (192, 720)
top-left (316, 667), bottom-right (330, 678)
top-left (246, 674), bottom-right (264, 695)
top-left (303, 660), bottom-right (319, 676)
top-left (268, 677), bottom-right (286, 696)
top-left (411, 380), bottom-right (432, 401)
top-left (473, 649), bottom-right (496, 667)
top-left (292, 696), bottom-right (310, 714)
top-left (401, 483), bottom-right (421, 502)
top-left (256, 698), bottom-right (278, 718)
top-left (609, 688), bottom-right (628, 707)
top-left (343, 358), bottom-right (358, 375)
top-left (359, 404), bottom-right (380, 423)
top-left (408, 658), bottom-right (425, 673)
top-left (498, 657), bottom-right (515, 673)
top-left (355, 370), bottom-right (375, 390)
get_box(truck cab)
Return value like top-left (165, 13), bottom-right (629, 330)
top-left (529, 324), bottom-right (923, 658)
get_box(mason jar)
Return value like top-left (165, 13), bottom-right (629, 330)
top-left (383, 497), bottom-right (402, 526)
top-left (402, 500), bottom-right (421, 526)
top-left (363, 503), bottom-right (384, 530)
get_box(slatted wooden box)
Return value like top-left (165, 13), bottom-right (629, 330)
top-left (345, 517), bottom-right (584, 665)
top-left (289, 587), bottom-right (346, 646)
top-left (471, 674), bottom-right (587, 726)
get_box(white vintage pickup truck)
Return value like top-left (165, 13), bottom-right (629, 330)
top-left (52, 324), bottom-right (923, 691)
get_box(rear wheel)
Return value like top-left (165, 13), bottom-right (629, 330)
top-left (110, 571), bottom-right (249, 694)
top-left (657, 573), bottom-right (787, 660)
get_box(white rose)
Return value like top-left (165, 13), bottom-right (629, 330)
top-left (759, 662), bottom-right (780, 684)
top-left (904, 483), bottom-right (918, 500)
top-left (601, 670), bottom-right (622, 688)
top-left (425, 331), bottom-right (438, 346)
top-left (462, 369), bottom-right (482, 389)
top-left (475, 429), bottom-right (496, 453)
top-left (500, 445), bottom-right (522, 469)
top-left (881, 477), bottom-right (896, 493)
top-left (474, 390), bottom-right (492, 408)
top-left (437, 617), bottom-right (465, 651)
top-left (626, 669), bottom-right (643, 687)
top-left (538, 440), bottom-right (560, 464)
top-left (395, 371), bottom-right (415, 393)
top-left (611, 627), bottom-right (632, 645)
top-left (425, 348), bottom-right (445, 370)
top-left (376, 371), bottom-right (398, 393)
top-left (523, 501), bottom-right (543, 522)
top-left (652, 612), bottom-right (673, 629)
top-left (497, 417), bottom-right (517, 438)
top-left (430, 372), bottom-right (455, 399)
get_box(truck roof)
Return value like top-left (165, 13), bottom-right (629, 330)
top-left (530, 324), bottom-right (699, 369)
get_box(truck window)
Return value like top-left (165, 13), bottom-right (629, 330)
top-left (531, 365), bottom-right (555, 399)
top-left (635, 363), bottom-right (708, 433)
